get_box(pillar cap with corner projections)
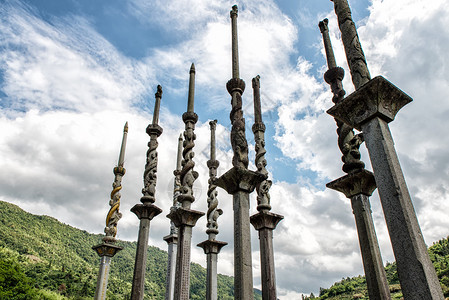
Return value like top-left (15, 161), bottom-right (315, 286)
top-left (326, 169), bottom-right (377, 199)
top-left (327, 76), bottom-right (412, 131)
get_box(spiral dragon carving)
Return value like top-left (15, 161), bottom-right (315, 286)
top-left (141, 85), bottom-right (163, 204)
top-left (320, 18), bottom-right (365, 174)
top-left (252, 76), bottom-right (272, 211)
top-left (206, 120), bottom-right (222, 236)
top-left (178, 112), bottom-right (199, 208)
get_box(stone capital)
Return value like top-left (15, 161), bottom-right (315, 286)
top-left (163, 233), bottom-right (178, 245)
top-left (326, 168), bottom-right (377, 198)
top-left (324, 66), bottom-right (344, 85)
top-left (327, 76), bottom-right (412, 131)
top-left (182, 111), bottom-right (198, 124)
top-left (250, 211), bottom-right (284, 231)
top-left (226, 78), bottom-right (245, 95)
top-left (92, 243), bottom-right (123, 258)
top-left (131, 203), bottom-right (162, 220)
top-left (215, 166), bottom-right (266, 194)
top-left (252, 122), bottom-right (266, 133)
top-left (146, 124), bottom-right (163, 137)
top-left (207, 159), bottom-right (220, 169)
top-left (167, 207), bottom-right (204, 228)
top-left (197, 239), bottom-right (228, 255)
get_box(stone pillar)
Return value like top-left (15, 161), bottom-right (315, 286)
top-left (249, 76), bottom-right (284, 300)
top-left (167, 64), bottom-right (204, 300)
top-left (319, 18), bottom-right (391, 300)
top-left (163, 134), bottom-right (183, 300)
top-left (198, 120), bottom-right (228, 300)
top-left (93, 122), bottom-right (128, 300)
top-left (215, 7), bottom-right (265, 299)
top-left (329, 2), bottom-right (443, 298)
top-left (328, 77), bottom-right (444, 300)
top-left (131, 86), bottom-right (163, 300)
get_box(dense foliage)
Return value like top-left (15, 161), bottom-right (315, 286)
top-left (301, 237), bottom-right (449, 300)
top-left (0, 200), bottom-right (262, 299)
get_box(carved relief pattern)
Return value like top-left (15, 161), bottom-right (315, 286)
top-left (320, 17), bottom-right (365, 174)
top-left (333, 0), bottom-right (371, 90)
top-left (179, 113), bottom-right (199, 207)
top-left (227, 79), bottom-right (249, 169)
top-left (104, 167), bottom-right (125, 241)
top-left (141, 134), bottom-right (159, 203)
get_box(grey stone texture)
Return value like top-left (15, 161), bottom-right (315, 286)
top-left (92, 244), bottom-right (123, 300)
top-left (327, 171), bottom-right (390, 300)
top-left (328, 76), bottom-right (444, 299)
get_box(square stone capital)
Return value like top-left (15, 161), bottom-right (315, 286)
top-left (131, 203), bottom-right (162, 220)
top-left (327, 76), bottom-right (412, 130)
top-left (167, 207), bottom-right (204, 227)
top-left (326, 169), bottom-right (376, 198)
top-left (250, 211), bottom-right (284, 231)
top-left (215, 166), bottom-right (266, 194)
top-left (92, 243), bottom-right (123, 258)
top-left (163, 234), bottom-right (178, 245)
top-left (197, 239), bottom-right (228, 255)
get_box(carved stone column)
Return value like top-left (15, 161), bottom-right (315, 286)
top-left (319, 18), bottom-right (390, 300)
top-left (92, 122), bottom-right (128, 300)
top-left (167, 64), bottom-right (204, 300)
top-left (198, 120), bottom-right (228, 300)
top-left (163, 134), bottom-right (183, 300)
top-left (215, 6), bottom-right (265, 300)
top-left (249, 76), bottom-right (283, 300)
top-left (329, 1), bottom-right (444, 298)
top-left (131, 86), bottom-right (163, 300)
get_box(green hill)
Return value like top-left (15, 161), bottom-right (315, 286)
top-left (0, 200), bottom-right (262, 299)
top-left (302, 237), bottom-right (449, 300)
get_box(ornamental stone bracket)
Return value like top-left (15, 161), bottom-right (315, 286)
top-left (167, 207), bottom-right (205, 228)
top-left (327, 76), bottom-right (412, 131)
top-left (214, 167), bottom-right (266, 194)
top-left (92, 243), bottom-right (123, 258)
top-left (326, 169), bottom-right (377, 198)
top-left (131, 203), bottom-right (163, 220)
top-left (250, 211), bottom-right (283, 231)
top-left (197, 240), bottom-right (228, 255)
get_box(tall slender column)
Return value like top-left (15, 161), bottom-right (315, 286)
top-left (92, 122), bottom-right (128, 300)
top-left (319, 19), bottom-right (390, 300)
top-left (328, 1), bottom-right (444, 298)
top-left (130, 86), bottom-right (163, 300)
top-left (198, 120), bottom-right (228, 300)
top-left (249, 76), bottom-right (284, 300)
top-left (167, 64), bottom-right (204, 300)
top-left (215, 6), bottom-right (265, 300)
top-left (163, 134), bottom-right (183, 300)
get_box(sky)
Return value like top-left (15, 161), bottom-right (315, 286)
top-left (0, 0), bottom-right (448, 298)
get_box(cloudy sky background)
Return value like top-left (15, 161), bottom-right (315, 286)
top-left (1, 0), bottom-right (448, 298)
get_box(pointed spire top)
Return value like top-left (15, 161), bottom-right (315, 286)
top-left (124, 121), bottom-right (128, 133)
top-left (190, 63), bottom-right (195, 74)
top-left (178, 133), bottom-right (183, 141)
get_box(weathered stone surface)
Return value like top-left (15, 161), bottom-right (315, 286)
top-left (167, 207), bottom-right (204, 228)
top-left (250, 211), bottom-right (283, 300)
top-left (361, 117), bottom-right (444, 300)
top-left (326, 168), bottom-right (376, 198)
top-left (215, 167), bottom-right (265, 194)
top-left (93, 243), bottom-right (123, 300)
top-left (350, 194), bottom-right (391, 300)
top-left (327, 76), bottom-right (412, 131)
top-left (163, 235), bottom-right (178, 300)
top-left (92, 243), bottom-right (123, 258)
top-left (197, 240), bottom-right (228, 255)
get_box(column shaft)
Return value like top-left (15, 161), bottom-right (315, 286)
top-left (233, 190), bottom-right (253, 300)
top-left (94, 256), bottom-right (111, 300)
top-left (206, 253), bottom-right (218, 300)
top-left (165, 242), bottom-right (177, 300)
top-left (351, 194), bottom-right (390, 300)
top-left (174, 225), bottom-right (194, 300)
top-left (259, 228), bottom-right (276, 300)
top-left (131, 218), bottom-right (151, 300)
top-left (362, 117), bottom-right (443, 300)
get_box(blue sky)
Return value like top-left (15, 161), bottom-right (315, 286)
top-left (1, 0), bottom-right (449, 298)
